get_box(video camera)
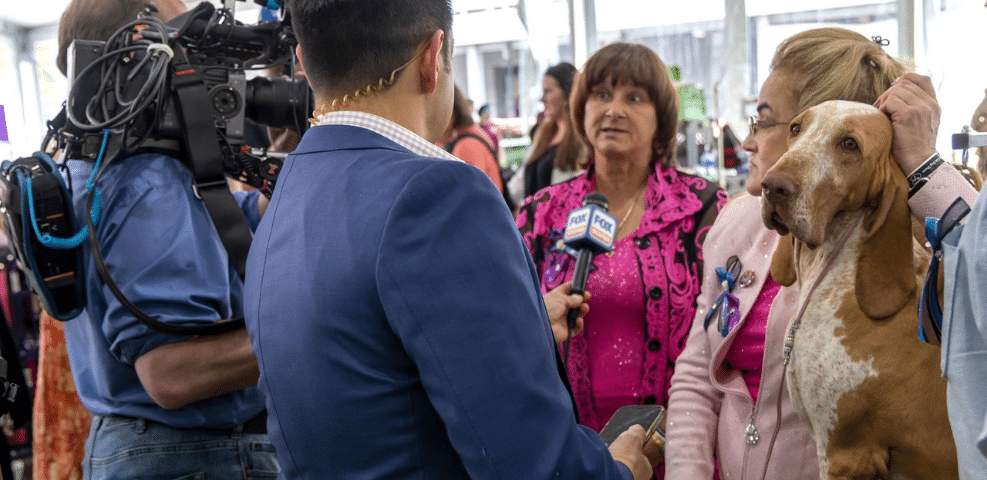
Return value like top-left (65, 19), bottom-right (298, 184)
top-left (62, 0), bottom-right (310, 194)
top-left (0, 0), bottom-right (308, 333)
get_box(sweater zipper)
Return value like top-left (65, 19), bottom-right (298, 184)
top-left (739, 398), bottom-right (760, 480)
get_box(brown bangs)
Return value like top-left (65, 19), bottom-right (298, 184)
top-left (581, 44), bottom-right (663, 103)
top-left (571, 42), bottom-right (679, 168)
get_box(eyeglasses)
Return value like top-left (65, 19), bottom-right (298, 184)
top-left (748, 116), bottom-right (791, 136)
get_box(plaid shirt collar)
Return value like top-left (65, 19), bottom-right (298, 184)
top-left (314, 111), bottom-right (460, 162)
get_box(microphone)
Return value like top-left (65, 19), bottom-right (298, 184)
top-left (562, 192), bottom-right (617, 333)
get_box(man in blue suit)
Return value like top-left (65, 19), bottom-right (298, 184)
top-left (243, 0), bottom-right (658, 478)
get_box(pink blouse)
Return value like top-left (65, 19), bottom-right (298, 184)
top-left (583, 234), bottom-right (646, 431)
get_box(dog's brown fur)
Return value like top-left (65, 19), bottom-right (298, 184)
top-left (762, 100), bottom-right (957, 480)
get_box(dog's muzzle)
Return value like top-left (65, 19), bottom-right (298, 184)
top-left (761, 171), bottom-right (799, 235)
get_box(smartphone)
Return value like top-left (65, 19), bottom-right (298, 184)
top-left (598, 405), bottom-right (666, 447)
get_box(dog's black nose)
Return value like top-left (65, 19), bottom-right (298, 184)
top-left (761, 172), bottom-right (798, 203)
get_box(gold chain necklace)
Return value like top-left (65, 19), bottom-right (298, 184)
top-left (617, 187), bottom-right (646, 230)
top-left (607, 186), bottom-right (646, 256)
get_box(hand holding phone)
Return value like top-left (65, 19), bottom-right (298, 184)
top-left (599, 405), bottom-right (666, 447)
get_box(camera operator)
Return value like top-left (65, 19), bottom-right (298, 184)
top-left (54, 1), bottom-right (278, 478)
top-left (243, 0), bottom-right (658, 478)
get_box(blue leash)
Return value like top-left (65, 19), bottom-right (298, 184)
top-left (919, 197), bottom-right (970, 343)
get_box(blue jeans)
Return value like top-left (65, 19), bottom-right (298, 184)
top-left (83, 415), bottom-right (279, 480)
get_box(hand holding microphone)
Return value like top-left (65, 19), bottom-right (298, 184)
top-left (559, 192), bottom-right (617, 358)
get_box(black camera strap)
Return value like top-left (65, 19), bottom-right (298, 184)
top-left (80, 65), bottom-right (255, 336)
top-left (171, 64), bottom-right (252, 281)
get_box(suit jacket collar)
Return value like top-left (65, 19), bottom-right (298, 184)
top-left (297, 112), bottom-right (459, 161)
top-left (295, 124), bottom-right (409, 155)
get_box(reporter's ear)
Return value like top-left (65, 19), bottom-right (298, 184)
top-left (418, 29), bottom-right (445, 94)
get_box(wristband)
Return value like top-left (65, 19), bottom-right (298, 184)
top-left (907, 153), bottom-right (944, 198)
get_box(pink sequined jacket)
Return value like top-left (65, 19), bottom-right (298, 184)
top-left (516, 162), bottom-right (727, 428)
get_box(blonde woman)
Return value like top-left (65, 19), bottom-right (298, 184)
top-left (666, 27), bottom-right (976, 480)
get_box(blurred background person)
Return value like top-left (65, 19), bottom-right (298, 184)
top-left (477, 103), bottom-right (501, 154)
top-left (666, 27), bottom-right (977, 480)
top-left (508, 62), bottom-right (587, 206)
top-left (443, 85), bottom-right (503, 193)
top-left (516, 43), bottom-right (726, 477)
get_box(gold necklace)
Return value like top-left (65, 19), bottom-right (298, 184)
top-left (607, 186), bottom-right (646, 256)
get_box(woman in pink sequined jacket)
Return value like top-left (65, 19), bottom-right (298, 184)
top-left (665, 28), bottom-right (973, 480)
top-left (515, 42), bottom-right (726, 446)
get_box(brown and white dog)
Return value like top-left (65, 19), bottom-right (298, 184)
top-left (760, 100), bottom-right (958, 480)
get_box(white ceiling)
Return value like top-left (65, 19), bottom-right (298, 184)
top-left (0, 0), bottom-right (515, 29)
top-left (1, 0), bottom-right (256, 29)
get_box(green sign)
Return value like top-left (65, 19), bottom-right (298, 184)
top-left (678, 85), bottom-right (707, 122)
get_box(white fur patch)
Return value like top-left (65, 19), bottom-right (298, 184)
top-left (786, 231), bottom-right (880, 475)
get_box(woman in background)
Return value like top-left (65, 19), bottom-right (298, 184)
top-left (442, 85), bottom-right (503, 192)
top-left (477, 103), bottom-right (501, 154)
top-left (508, 62), bottom-right (587, 206)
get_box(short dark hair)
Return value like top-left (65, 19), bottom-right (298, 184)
top-left (571, 43), bottom-right (679, 168)
top-left (56, 0), bottom-right (157, 76)
top-left (288, 0), bottom-right (453, 98)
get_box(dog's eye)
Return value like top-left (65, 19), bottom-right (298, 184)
top-left (790, 123), bottom-right (801, 135)
top-left (841, 137), bottom-right (859, 150)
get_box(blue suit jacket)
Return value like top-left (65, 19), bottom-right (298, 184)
top-left (245, 124), bottom-right (633, 479)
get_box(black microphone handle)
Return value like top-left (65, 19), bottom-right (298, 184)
top-left (566, 247), bottom-right (594, 330)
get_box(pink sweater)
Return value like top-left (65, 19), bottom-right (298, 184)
top-left (666, 195), bottom-right (819, 480)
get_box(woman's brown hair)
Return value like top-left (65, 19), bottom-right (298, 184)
top-left (449, 85), bottom-right (476, 131)
top-left (524, 63), bottom-right (585, 172)
top-left (571, 42), bottom-right (679, 168)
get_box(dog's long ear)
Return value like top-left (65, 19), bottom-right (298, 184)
top-left (770, 233), bottom-right (798, 287)
top-left (856, 158), bottom-right (915, 319)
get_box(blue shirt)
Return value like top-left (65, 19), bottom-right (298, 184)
top-left (64, 152), bottom-right (265, 428)
top-left (246, 119), bottom-right (633, 480)
top-left (942, 191), bottom-right (987, 480)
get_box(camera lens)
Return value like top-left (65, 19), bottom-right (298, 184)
top-left (245, 76), bottom-right (312, 131)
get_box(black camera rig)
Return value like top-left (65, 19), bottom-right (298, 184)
top-left (0, 0), bottom-right (309, 335)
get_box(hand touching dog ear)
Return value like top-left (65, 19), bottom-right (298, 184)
top-left (874, 73), bottom-right (940, 174)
